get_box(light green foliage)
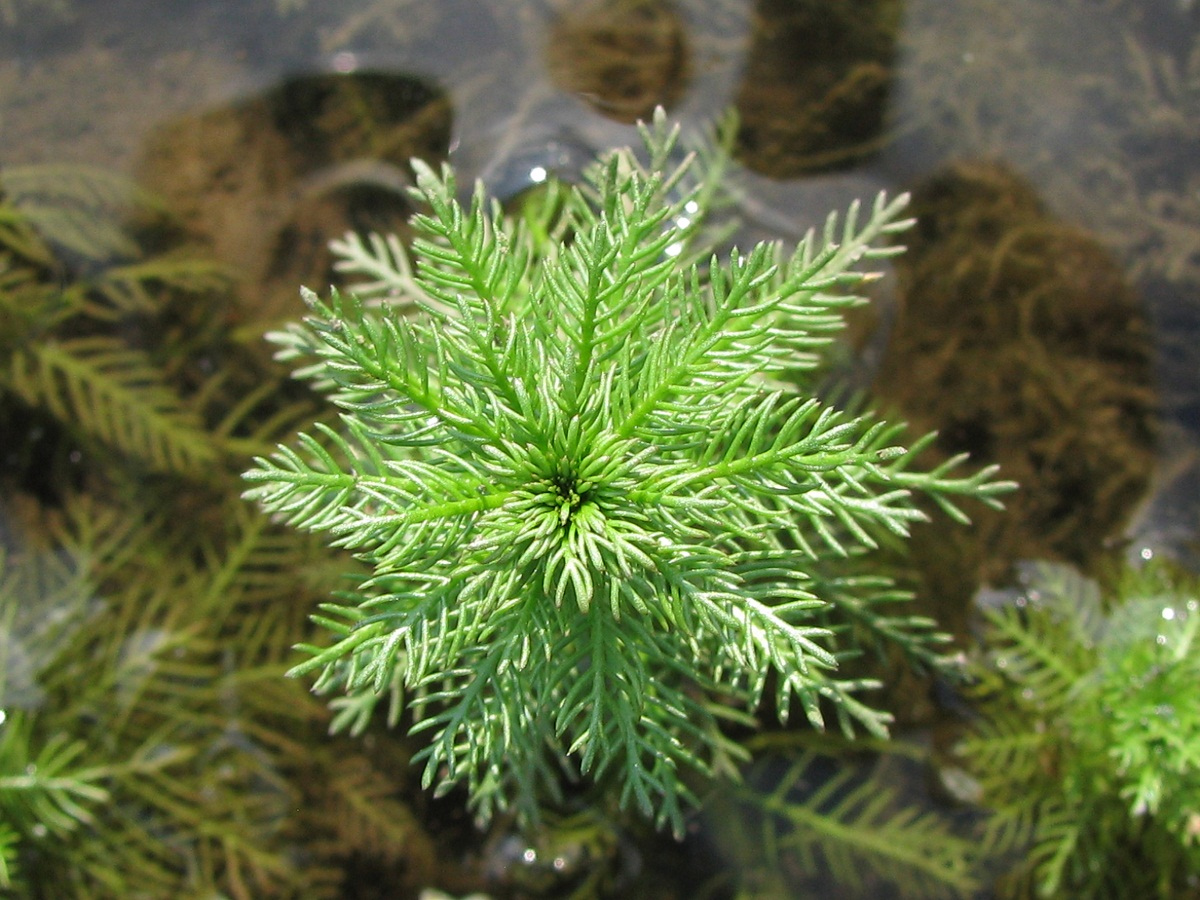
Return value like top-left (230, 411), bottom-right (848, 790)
top-left (0, 821), bottom-right (16, 888)
top-left (245, 110), bottom-right (1011, 833)
top-left (961, 561), bottom-right (1200, 898)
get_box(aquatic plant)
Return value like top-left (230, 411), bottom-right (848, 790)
top-left (961, 560), bottom-right (1200, 897)
top-left (244, 109), bottom-right (1012, 834)
top-left (0, 488), bottom-right (446, 897)
top-left (0, 495), bottom-right (300, 896)
top-left (873, 159), bottom-right (1155, 586)
top-left (0, 164), bottom-right (440, 897)
top-left (706, 739), bottom-right (980, 899)
top-left (0, 164), bottom-right (227, 476)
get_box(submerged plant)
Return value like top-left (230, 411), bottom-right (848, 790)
top-left (961, 560), bottom-right (1200, 898)
top-left (0, 164), bottom-right (228, 476)
top-left (244, 109), bottom-right (1011, 833)
top-left (0, 496), bottom-right (304, 897)
top-left (706, 739), bottom-right (981, 899)
top-left (0, 163), bottom-right (437, 897)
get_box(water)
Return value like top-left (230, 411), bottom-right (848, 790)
top-left (2, 0), bottom-right (1198, 897)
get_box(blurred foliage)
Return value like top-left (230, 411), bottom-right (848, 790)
top-left (0, 164), bottom-right (228, 478)
top-left (0, 166), bottom-right (442, 897)
top-left (704, 737), bottom-right (979, 899)
top-left (1, 496), bottom-right (321, 897)
top-left (960, 560), bottom-right (1200, 898)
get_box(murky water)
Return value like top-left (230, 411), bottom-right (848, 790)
top-left (2, 0), bottom-right (1198, 897)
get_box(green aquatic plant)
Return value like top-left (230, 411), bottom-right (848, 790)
top-left (0, 164), bottom-right (228, 476)
top-left (244, 109), bottom-right (1012, 834)
top-left (961, 560), bottom-right (1200, 898)
top-left (0, 163), bottom-right (442, 897)
top-left (706, 739), bottom-right (980, 899)
top-left (0, 489), bottom-right (438, 898)
top-left (0, 497), bottom-right (294, 896)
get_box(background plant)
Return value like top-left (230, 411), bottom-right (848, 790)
top-left (0, 165), bottom-right (440, 897)
top-left (0, 164), bottom-right (228, 477)
top-left (0, 490), bottom-right (445, 897)
top-left (960, 560), bottom-right (1200, 898)
top-left (702, 733), bottom-right (981, 899)
top-left (245, 109), bottom-right (1013, 835)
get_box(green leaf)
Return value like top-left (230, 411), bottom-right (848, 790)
top-left (248, 106), bottom-right (1014, 831)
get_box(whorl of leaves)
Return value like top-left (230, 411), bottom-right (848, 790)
top-left (245, 109), bottom-right (1012, 832)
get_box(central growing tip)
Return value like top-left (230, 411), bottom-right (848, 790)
top-left (549, 470), bottom-right (587, 524)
